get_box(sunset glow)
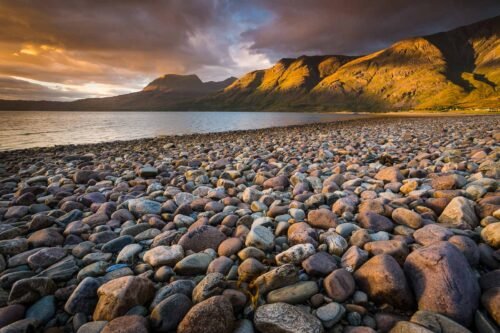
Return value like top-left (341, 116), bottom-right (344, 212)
top-left (0, 0), bottom-right (498, 101)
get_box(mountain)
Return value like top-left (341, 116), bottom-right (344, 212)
top-left (205, 15), bottom-right (499, 111)
top-left (0, 16), bottom-right (498, 111)
top-left (204, 55), bottom-right (356, 109)
top-left (143, 74), bottom-right (236, 93)
top-left (0, 75), bottom-right (237, 111)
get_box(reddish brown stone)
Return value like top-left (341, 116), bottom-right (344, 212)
top-left (323, 268), bottom-right (355, 302)
top-left (374, 167), bottom-right (403, 183)
top-left (218, 237), bottom-right (243, 257)
top-left (431, 175), bottom-right (458, 190)
top-left (404, 242), bottom-right (479, 326)
top-left (93, 276), bottom-right (155, 321)
top-left (287, 222), bottom-right (318, 247)
top-left (178, 225), bottom-right (227, 252)
top-left (307, 208), bottom-right (338, 229)
top-left (177, 296), bottom-right (235, 333)
top-left (354, 254), bottom-right (414, 310)
top-left (481, 287), bottom-right (500, 325)
top-left (101, 315), bottom-right (149, 333)
top-left (364, 240), bottom-right (409, 265)
top-left (357, 211), bottom-right (394, 232)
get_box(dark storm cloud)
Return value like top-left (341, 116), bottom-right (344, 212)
top-left (0, 0), bottom-right (238, 84)
top-left (244, 0), bottom-right (500, 57)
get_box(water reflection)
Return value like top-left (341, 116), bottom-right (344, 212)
top-left (0, 111), bottom-right (364, 150)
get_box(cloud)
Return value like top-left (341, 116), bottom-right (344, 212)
top-left (0, 1), bottom-right (232, 82)
top-left (0, 0), bottom-right (498, 101)
top-left (244, 0), bottom-right (500, 57)
top-left (0, 76), bottom-right (130, 101)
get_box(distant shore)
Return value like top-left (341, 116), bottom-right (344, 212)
top-left (0, 112), bottom-right (499, 155)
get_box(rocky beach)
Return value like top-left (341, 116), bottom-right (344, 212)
top-left (0, 115), bottom-right (498, 333)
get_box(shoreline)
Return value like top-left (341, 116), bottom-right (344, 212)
top-left (0, 115), bottom-right (498, 332)
top-left (1, 113), bottom-right (499, 155)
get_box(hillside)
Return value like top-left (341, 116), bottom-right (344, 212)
top-left (0, 16), bottom-right (498, 111)
top-left (0, 75), bottom-right (237, 111)
top-left (206, 15), bottom-right (499, 111)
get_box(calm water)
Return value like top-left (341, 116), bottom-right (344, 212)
top-left (0, 111), bottom-right (364, 151)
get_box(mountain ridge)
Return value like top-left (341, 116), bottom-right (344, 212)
top-left (205, 15), bottom-right (499, 111)
top-left (0, 15), bottom-right (498, 111)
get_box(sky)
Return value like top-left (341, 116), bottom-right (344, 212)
top-left (0, 0), bottom-right (498, 101)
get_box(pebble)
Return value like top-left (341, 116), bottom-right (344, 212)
top-left (410, 310), bottom-right (472, 333)
top-left (25, 295), bottom-right (55, 324)
top-left (150, 293), bottom-right (192, 332)
top-left (0, 304), bottom-right (25, 329)
top-left (307, 208), bottom-right (338, 229)
top-left (93, 276), bottom-right (155, 321)
top-left (254, 302), bottom-right (324, 333)
top-left (481, 222), bottom-right (500, 248)
top-left (64, 277), bottom-right (100, 315)
top-left (302, 251), bottom-right (337, 276)
top-left (101, 315), bottom-right (149, 333)
top-left (177, 295), bottom-right (235, 333)
top-left (174, 252), bottom-right (213, 275)
top-left (192, 272), bottom-right (226, 303)
top-left (0, 116), bottom-right (497, 332)
top-left (354, 254), bottom-right (414, 309)
top-left (245, 225), bottom-right (275, 251)
top-left (323, 268), bottom-right (356, 302)
top-left (316, 302), bottom-right (345, 328)
top-left (178, 225), bottom-right (227, 252)
top-left (275, 243), bottom-right (315, 265)
top-left (143, 244), bottom-right (184, 267)
top-left (438, 196), bottom-right (479, 229)
top-left (266, 281), bottom-right (319, 304)
top-left (392, 208), bottom-right (423, 229)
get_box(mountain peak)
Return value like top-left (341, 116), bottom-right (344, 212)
top-left (142, 74), bottom-right (204, 92)
top-left (142, 74), bottom-right (237, 94)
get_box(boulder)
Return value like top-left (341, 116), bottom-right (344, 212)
top-left (404, 242), bottom-right (479, 326)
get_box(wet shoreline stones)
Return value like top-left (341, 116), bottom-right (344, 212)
top-left (0, 115), bottom-right (498, 332)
